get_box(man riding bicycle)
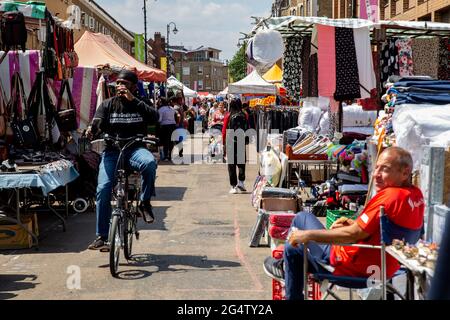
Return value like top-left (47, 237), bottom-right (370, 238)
top-left (86, 70), bottom-right (158, 251)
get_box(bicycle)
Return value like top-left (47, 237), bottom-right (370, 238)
top-left (102, 134), bottom-right (158, 277)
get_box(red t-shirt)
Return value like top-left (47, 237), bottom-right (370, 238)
top-left (330, 186), bottom-right (424, 278)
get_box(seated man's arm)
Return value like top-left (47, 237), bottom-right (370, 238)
top-left (289, 223), bottom-right (370, 247)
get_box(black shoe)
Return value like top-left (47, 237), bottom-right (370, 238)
top-left (88, 236), bottom-right (109, 251)
top-left (263, 257), bottom-right (285, 283)
top-left (139, 201), bottom-right (155, 224)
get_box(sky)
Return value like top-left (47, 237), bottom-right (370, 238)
top-left (95, 0), bottom-right (273, 61)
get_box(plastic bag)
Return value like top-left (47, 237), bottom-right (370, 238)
top-left (260, 148), bottom-right (282, 187)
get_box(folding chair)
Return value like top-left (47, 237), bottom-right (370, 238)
top-left (303, 206), bottom-right (423, 300)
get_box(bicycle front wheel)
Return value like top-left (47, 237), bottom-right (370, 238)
top-left (109, 215), bottom-right (121, 277)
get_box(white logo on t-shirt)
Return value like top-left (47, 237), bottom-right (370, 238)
top-left (361, 213), bottom-right (369, 224)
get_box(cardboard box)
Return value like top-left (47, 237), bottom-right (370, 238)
top-left (0, 217), bottom-right (33, 250)
top-left (262, 198), bottom-right (297, 212)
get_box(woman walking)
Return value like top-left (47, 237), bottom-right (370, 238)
top-left (158, 98), bottom-right (177, 161)
top-left (222, 99), bottom-right (249, 194)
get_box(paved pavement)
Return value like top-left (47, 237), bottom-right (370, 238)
top-left (0, 155), bottom-right (274, 300)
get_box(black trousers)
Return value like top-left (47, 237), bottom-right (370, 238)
top-left (228, 163), bottom-right (246, 187)
top-left (160, 124), bottom-right (176, 160)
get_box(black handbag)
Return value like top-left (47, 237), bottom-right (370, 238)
top-left (56, 79), bottom-right (78, 132)
top-left (8, 73), bottom-right (38, 148)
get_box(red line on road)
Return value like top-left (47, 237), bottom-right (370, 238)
top-left (176, 289), bottom-right (265, 293)
top-left (233, 207), bottom-right (264, 291)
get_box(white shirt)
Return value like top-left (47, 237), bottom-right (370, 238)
top-left (158, 106), bottom-right (176, 125)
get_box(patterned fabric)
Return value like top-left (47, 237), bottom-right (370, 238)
top-left (334, 27), bottom-right (361, 101)
top-left (283, 36), bottom-right (303, 102)
top-left (438, 37), bottom-right (449, 80)
top-left (328, 103), bottom-right (338, 138)
top-left (412, 38), bottom-right (440, 79)
top-left (396, 39), bottom-right (414, 77)
top-left (380, 39), bottom-right (399, 86)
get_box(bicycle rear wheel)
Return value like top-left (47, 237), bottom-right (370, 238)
top-left (109, 215), bottom-right (121, 277)
top-left (123, 214), bottom-right (136, 260)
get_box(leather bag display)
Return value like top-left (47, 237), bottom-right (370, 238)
top-left (8, 72), bottom-right (38, 148)
top-left (56, 79), bottom-right (77, 132)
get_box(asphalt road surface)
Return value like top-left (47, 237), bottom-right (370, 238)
top-left (0, 154), bottom-right (273, 300)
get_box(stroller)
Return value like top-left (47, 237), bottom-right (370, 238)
top-left (207, 124), bottom-right (224, 163)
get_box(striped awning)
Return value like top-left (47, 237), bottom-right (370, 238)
top-left (249, 16), bottom-right (450, 39)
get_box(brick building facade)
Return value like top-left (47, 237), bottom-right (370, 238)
top-left (12, 0), bottom-right (155, 64)
top-left (332, 0), bottom-right (450, 22)
top-left (271, 0), bottom-right (333, 17)
top-left (170, 46), bottom-right (228, 94)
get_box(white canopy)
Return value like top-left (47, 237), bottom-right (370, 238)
top-left (228, 70), bottom-right (277, 95)
top-left (218, 87), bottom-right (228, 97)
top-left (167, 76), bottom-right (198, 98)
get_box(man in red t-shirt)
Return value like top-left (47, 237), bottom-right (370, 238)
top-left (263, 147), bottom-right (424, 300)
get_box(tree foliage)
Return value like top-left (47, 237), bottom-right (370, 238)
top-left (228, 43), bottom-right (247, 83)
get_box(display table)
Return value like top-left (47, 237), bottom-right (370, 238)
top-left (286, 159), bottom-right (337, 188)
top-left (0, 160), bottom-right (80, 248)
top-left (386, 246), bottom-right (434, 300)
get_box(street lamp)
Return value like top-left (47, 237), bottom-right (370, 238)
top-left (166, 22), bottom-right (178, 77)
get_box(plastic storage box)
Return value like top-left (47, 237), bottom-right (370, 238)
top-left (326, 210), bottom-right (359, 229)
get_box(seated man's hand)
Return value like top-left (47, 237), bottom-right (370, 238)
top-left (288, 229), bottom-right (311, 248)
top-left (330, 217), bottom-right (354, 230)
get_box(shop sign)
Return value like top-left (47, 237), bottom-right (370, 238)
top-left (249, 96), bottom-right (276, 107)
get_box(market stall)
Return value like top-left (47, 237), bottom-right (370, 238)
top-left (245, 15), bottom-right (450, 300)
top-left (0, 3), bottom-right (91, 249)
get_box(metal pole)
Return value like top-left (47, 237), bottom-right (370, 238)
top-left (380, 205), bottom-right (387, 300)
top-left (304, 244), bottom-right (309, 300)
top-left (166, 24), bottom-right (170, 77)
top-left (144, 0), bottom-right (148, 65)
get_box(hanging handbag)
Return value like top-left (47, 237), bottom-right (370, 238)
top-left (8, 73), bottom-right (38, 148)
top-left (56, 79), bottom-right (78, 132)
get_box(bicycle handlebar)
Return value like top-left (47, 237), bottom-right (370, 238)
top-left (103, 134), bottom-right (159, 146)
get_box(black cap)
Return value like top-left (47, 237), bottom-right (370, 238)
top-left (117, 69), bottom-right (138, 85)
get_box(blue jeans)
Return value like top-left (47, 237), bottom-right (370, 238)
top-left (96, 147), bottom-right (157, 238)
top-left (284, 212), bottom-right (332, 300)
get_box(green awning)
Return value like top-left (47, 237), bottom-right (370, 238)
top-left (0, 1), bottom-right (46, 19)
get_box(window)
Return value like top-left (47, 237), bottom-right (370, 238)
top-left (183, 81), bottom-right (190, 88)
top-left (306, 0), bottom-right (310, 16)
top-left (183, 67), bottom-right (190, 76)
top-left (292, 9), bottom-right (296, 16)
top-left (300, 5), bottom-right (304, 16)
top-left (89, 16), bottom-right (95, 30)
top-left (198, 80), bottom-right (203, 90)
top-left (198, 66), bottom-right (203, 75)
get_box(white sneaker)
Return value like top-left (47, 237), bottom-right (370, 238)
top-left (237, 181), bottom-right (247, 192)
top-left (229, 187), bottom-right (238, 194)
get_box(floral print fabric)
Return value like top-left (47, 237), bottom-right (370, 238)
top-left (283, 36), bottom-right (303, 102)
top-left (396, 38), bottom-right (414, 77)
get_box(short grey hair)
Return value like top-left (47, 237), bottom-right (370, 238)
top-left (382, 147), bottom-right (413, 171)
